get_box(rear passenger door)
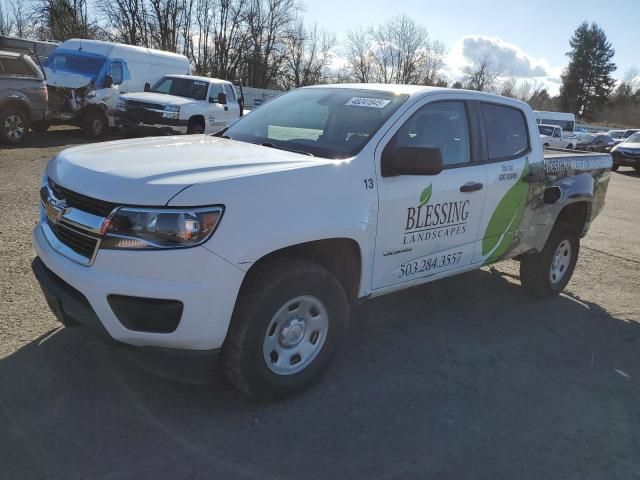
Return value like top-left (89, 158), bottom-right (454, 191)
top-left (474, 102), bottom-right (532, 265)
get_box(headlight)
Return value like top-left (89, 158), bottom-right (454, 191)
top-left (162, 105), bottom-right (180, 119)
top-left (100, 206), bottom-right (223, 249)
top-left (116, 98), bottom-right (126, 111)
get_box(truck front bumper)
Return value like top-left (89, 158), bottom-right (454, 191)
top-left (32, 224), bottom-right (246, 377)
top-left (612, 151), bottom-right (640, 167)
top-left (115, 112), bottom-right (189, 134)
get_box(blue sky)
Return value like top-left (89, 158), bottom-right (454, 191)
top-left (305, 0), bottom-right (638, 92)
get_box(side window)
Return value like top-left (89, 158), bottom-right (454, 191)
top-left (208, 83), bottom-right (223, 102)
top-left (0, 57), bottom-right (37, 77)
top-left (553, 128), bottom-right (560, 138)
top-left (223, 84), bottom-right (236, 102)
top-left (390, 101), bottom-right (471, 167)
top-left (482, 103), bottom-right (529, 160)
top-left (111, 62), bottom-right (123, 85)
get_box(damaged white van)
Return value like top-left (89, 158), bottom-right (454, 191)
top-left (42, 39), bottom-right (191, 137)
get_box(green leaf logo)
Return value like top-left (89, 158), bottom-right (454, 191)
top-left (419, 184), bottom-right (432, 207)
top-left (481, 160), bottom-right (530, 265)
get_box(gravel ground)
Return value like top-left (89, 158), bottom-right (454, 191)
top-left (1, 128), bottom-right (639, 480)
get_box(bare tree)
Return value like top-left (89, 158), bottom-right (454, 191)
top-left (462, 55), bottom-right (500, 92)
top-left (32, 0), bottom-right (97, 40)
top-left (101, 0), bottom-right (151, 46)
top-left (0, 1), bottom-right (13, 35)
top-left (344, 26), bottom-right (374, 83)
top-left (281, 21), bottom-right (334, 89)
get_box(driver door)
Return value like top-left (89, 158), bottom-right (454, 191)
top-left (372, 98), bottom-right (488, 290)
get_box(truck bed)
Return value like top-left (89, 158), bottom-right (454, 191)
top-left (543, 147), bottom-right (612, 174)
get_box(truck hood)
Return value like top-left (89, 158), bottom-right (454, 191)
top-left (46, 136), bottom-right (330, 206)
top-left (44, 67), bottom-right (92, 89)
top-left (618, 141), bottom-right (640, 150)
top-left (121, 92), bottom-right (196, 107)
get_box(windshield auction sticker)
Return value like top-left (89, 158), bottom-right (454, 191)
top-left (345, 97), bottom-right (391, 108)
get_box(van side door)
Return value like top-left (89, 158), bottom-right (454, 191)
top-left (372, 98), bottom-right (488, 290)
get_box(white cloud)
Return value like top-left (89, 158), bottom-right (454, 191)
top-left (445, 35), bottom-right (565, 94)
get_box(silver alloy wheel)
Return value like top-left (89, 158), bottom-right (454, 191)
top-left (262, 295), bottom-right (329, 376)
top-left (5, 114), bottom-right (25, 141)
top-left (92, 118), bottom-right (103, 136)
top-left (550, 239), bottom-right (572, 284)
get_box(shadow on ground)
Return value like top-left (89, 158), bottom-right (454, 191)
top-left (1, 268), bottom-right (639, 479)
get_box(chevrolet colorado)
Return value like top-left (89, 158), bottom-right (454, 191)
top-left (32, 84), bottom-right (612, 397)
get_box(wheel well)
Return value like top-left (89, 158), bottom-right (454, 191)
top-left (244, 238), bottom-right (362, 303)
top-left (0, 98), bottom-right (30, 117)
top-left (557, 202), bottom-right (590, 235)
top-left (189, 115), bottom-right (205, 127)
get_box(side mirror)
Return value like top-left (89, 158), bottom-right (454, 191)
top-left (382, 146), bottom-right (443, 177)
top-left (217, 92), bottom-right (227, 105)
top-left (104, 75), bottom-right (113, 88)
top-left (144, 82), bottom-right (150, 92)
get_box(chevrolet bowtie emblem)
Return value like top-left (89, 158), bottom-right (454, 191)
top-left (46, 195), bottom-right (68, 224)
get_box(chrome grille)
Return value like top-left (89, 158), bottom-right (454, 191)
top-left (48, 221), bottom-right (100, 260)
top-left (41, 180), bottom-right (114, 265)
top-left (48, 179), bottom-right (117, 217)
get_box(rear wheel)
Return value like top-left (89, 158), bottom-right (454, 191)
top-left (0, 108), bottom-right (28, 144)
top-left (83, 110), bottom-right (108, 138)
top-left (520, 222), bottom-right (580, 297)
top-left (222, 257), bottom-right (348, 398)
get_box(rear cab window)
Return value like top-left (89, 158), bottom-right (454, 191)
top-left (481, 103), bottom-right (530, 160)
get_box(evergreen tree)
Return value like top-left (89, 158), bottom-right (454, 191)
top-left (558, 22), bottom-right (616, 119)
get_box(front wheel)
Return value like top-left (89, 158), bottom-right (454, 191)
top-left (520, 222), bottom-right (580, 297)
top-left (0, 108), bottom-right (28, 144)
top-left (222, 258), bottom-right (348, 398)
top-left (611, 164), bottom-right (619, 172)
top-left (83, 110), bottom-right (108, 138)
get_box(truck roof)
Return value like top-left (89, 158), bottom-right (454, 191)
top-left (165, 74), bottom-right (231, 84)
top-left (304, 83), bottom-right (530, 106)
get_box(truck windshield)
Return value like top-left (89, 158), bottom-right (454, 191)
top-left (625, 133), bottom-right (640, 143)
top-left (150, 77), bottom-right (209, 101)
top-left (45, 52), bottom-right (106, 77)
top-left (222, 88), bottom-right (409, 159)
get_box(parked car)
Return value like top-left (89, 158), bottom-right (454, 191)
top-left (42, 39), bottom-right (191, 138)
top-left (33, 85), bottom-right (612, 397)
top-left (610, 132), bottom-right (640, 171)
top-left (0, 50), bottom-right (48, 144)
top-left (575, 134), bottom-right (615, 152)
top-left (538, 124), bottom-right (575, 149)
top-left (606, 129), bottom-right (626, 142)
top-left (115, 75), bottom-right (244, 135)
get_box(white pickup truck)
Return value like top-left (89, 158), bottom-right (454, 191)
top-left (33, 84), bottom-right (612, 397)
top-left (114, 75), bottom-right (243, 135)
top-left (539, 124), bottom-right (576, 149)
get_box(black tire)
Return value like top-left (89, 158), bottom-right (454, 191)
top-left (187, 121), bottom-right (204, 134)
top-left (31, 120), bottom-right (50, 133)
top-left (520, 222), bottom-right (580, 297)
top-left (83, 109), bottom-right (108, 138)
top-left (634, 166), bottom-right (640, 173)
top-left (222, 257), bottom-right (349, 398)
top-left (543, 143), bottom-right (550, 148)
top-left (611, 164), bottom-right (619, 172)
top-left (0, 107), bottom-right (29, 144)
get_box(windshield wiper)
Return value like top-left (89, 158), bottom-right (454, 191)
top-left (259, 142), bottom-right (314, 157)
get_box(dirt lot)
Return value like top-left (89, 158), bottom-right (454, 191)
top-left (1, 128), bottom-right (639, 480)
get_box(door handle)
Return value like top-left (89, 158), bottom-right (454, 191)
top-left (460, 182), bottom-right (483, 193)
